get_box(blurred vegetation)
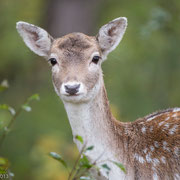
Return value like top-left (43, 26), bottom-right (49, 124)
top-left (0, 0), bottom-right (180, 179)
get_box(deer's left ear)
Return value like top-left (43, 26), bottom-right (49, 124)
top-left (97, 17), bottom-right (127, 59)
top-left (16, 21), bottom-right (54, 58)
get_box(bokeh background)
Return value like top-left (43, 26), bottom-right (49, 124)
top-left (0, 0), bottom-right (180, 179)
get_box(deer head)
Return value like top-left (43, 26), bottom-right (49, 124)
top-left (16, 17), bottom-right (127, 104)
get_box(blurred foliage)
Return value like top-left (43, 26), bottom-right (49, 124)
top-left (0, 0), bottom-right (180, 179)
top-left (0, 80), bottom-right (39, 179)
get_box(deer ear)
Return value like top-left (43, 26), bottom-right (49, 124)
top-left (16, 21), bottom-right (53, 58)
top-left (97, 17), bottom-right (127, 59)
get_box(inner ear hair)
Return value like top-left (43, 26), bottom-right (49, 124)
top-left (97, 17), bottom-right (127, 59)
top-left (16, 21), bottom-right (54, 58)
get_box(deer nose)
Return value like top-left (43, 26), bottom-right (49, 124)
top-left (64, 84), bottom-right (80, 95)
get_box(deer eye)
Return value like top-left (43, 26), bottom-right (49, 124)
top-left (92, 56), bottom-right (100, 64)
top-left (49, 58), bottom-right (57, 66)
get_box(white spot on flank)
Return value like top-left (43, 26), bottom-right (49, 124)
top-left (165, 117), bottom-right (170, 121)
top-left (174, 173), bottom-right (180, 180)
top-left (150, 126), bottom-right (153, 132)
top-left (146, 153), bottom-right (152, 163)
top-left (173, 108), bottom-right (180, 112)
top-left (174, 147), bottom-right (179, 156)
top-left (160, 156), bottom-right (166, 164)
top-left (134, 153), bottom-right (145, 164)
top-left (164, 123), bottom-right (169, 129)
top-left (163, 141), bottom-right (167, 146)
top-left (154, 141), bottom-right (159, 148)
top-left (141, 127), bottom-right (146, 134)
top-left (150, 146), bottom-right (155, 152)
top-left (163, 141), bottom-right (170, 152)
top-left (172, 113), bottom-right (177, 117)
top-left (143, 148), bottom-right (148, 154)
top-left (152, 158), bottom-right (160, 166)
top-left (153, 172), bottom-right (159, 180)
top-left (158, 121), bottom-right (164, 127)
top-left (169, 125), bottom-right (178, 135)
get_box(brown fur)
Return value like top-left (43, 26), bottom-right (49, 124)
top-left (98, 86), bottom-right (180, 179)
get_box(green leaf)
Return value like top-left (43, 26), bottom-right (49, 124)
top-left (22, 104), bottom-right (32, 112)
top-left (49, 152), bottom-right (68, 169)
top-left (0, 157), bottom-right (9, 174)
top-left (101, 164), bottom-right (111, 171)
top-left (0, 80), bottom-right (9, 92)
top-left (79, 155), bottom-right (92, 169)
top-left (0, 104), bottom-right (16, 115)
top-left (0, 104), bottom-right (9, 110)
top-left (101, 163), bottom-right (111, 176)
top-left (75, 135), bottom-right (84, 144)
top-left (85, 146), bottom-right (94, 151)
top-left (28, 94), bottom-right (40, 101)
top-left (111, 161), bottom-right (126, 173)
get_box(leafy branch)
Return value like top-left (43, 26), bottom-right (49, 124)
top-left (49, 135), bottom-right (126, 180)
top-left (0, 79), bottom-right (40, 177)
top-left (0, 93), bottom-right (40, 149)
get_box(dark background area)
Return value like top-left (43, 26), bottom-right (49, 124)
top-left (0, 0), bottom-right (180, 179)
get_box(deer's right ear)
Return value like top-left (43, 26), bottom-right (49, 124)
top-left (16, 21), bottom-right (53, 58)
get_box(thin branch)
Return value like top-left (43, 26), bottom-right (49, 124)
top-left (0, 98), bottom-right (30, 150)
top-left (68, 142), bottom-right (87, 180)
top-left (73, 150), bottom-right (105, 179)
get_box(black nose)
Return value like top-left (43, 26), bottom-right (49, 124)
top-left (64, 84), bottom-right (80, 95)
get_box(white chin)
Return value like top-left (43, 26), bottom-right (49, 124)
top-left (60, 94), bottom-right (88, 103)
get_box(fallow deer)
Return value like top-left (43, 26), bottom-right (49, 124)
top-left (16, 17), bottom-right (180, 180)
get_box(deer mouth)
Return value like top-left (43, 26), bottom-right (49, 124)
top-left (66, 94), bottom-right (80, 97)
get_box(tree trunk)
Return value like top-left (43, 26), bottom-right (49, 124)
top-left (46, 0), bottom-right (101, 37)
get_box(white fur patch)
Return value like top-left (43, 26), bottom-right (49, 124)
top-left (143, 148), bottom-right (148, 154)
top-left (153, 172), bottom-right (159, 180)
top-left (173, 108), bottom-right (180, 112)
top-left (164, 123), bottom-right (169, 129)
top-left (163, 141), bottom-right (170, 152)
top-left (146, 153), bottom-right (152, 163)
top-left (169, 125), bottom-right (178, 135)
top-left (152, 158), bottom-right (160, 166)
top-left (150, 126), bottom-right (153, 132)
top-left (165, 117), bottom-right (170, 121)
top-left (150, 146), bottom-right (155, 152)
top-left (160, 156), bottom-right (166, 164)
top-left (158, 121), bottom-right (164, 127)
top-left (154, 141), bottom-right (159, 148)
top-left (174, 147), bottom-right (179, 156)
top-left (174, 173), bottom-right (180, 180)
top-left (172, 113), bottom-right (177, 117)
top-left (134, 153), bottom-right (145, 164)
top-left (141, 126), bottom-right (146, 134)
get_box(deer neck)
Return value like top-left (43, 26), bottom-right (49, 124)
top-left (63, 80), bottom-right (123, 160)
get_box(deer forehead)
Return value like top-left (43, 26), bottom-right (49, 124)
top-left (50, 33), bottom-right (101, 62)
